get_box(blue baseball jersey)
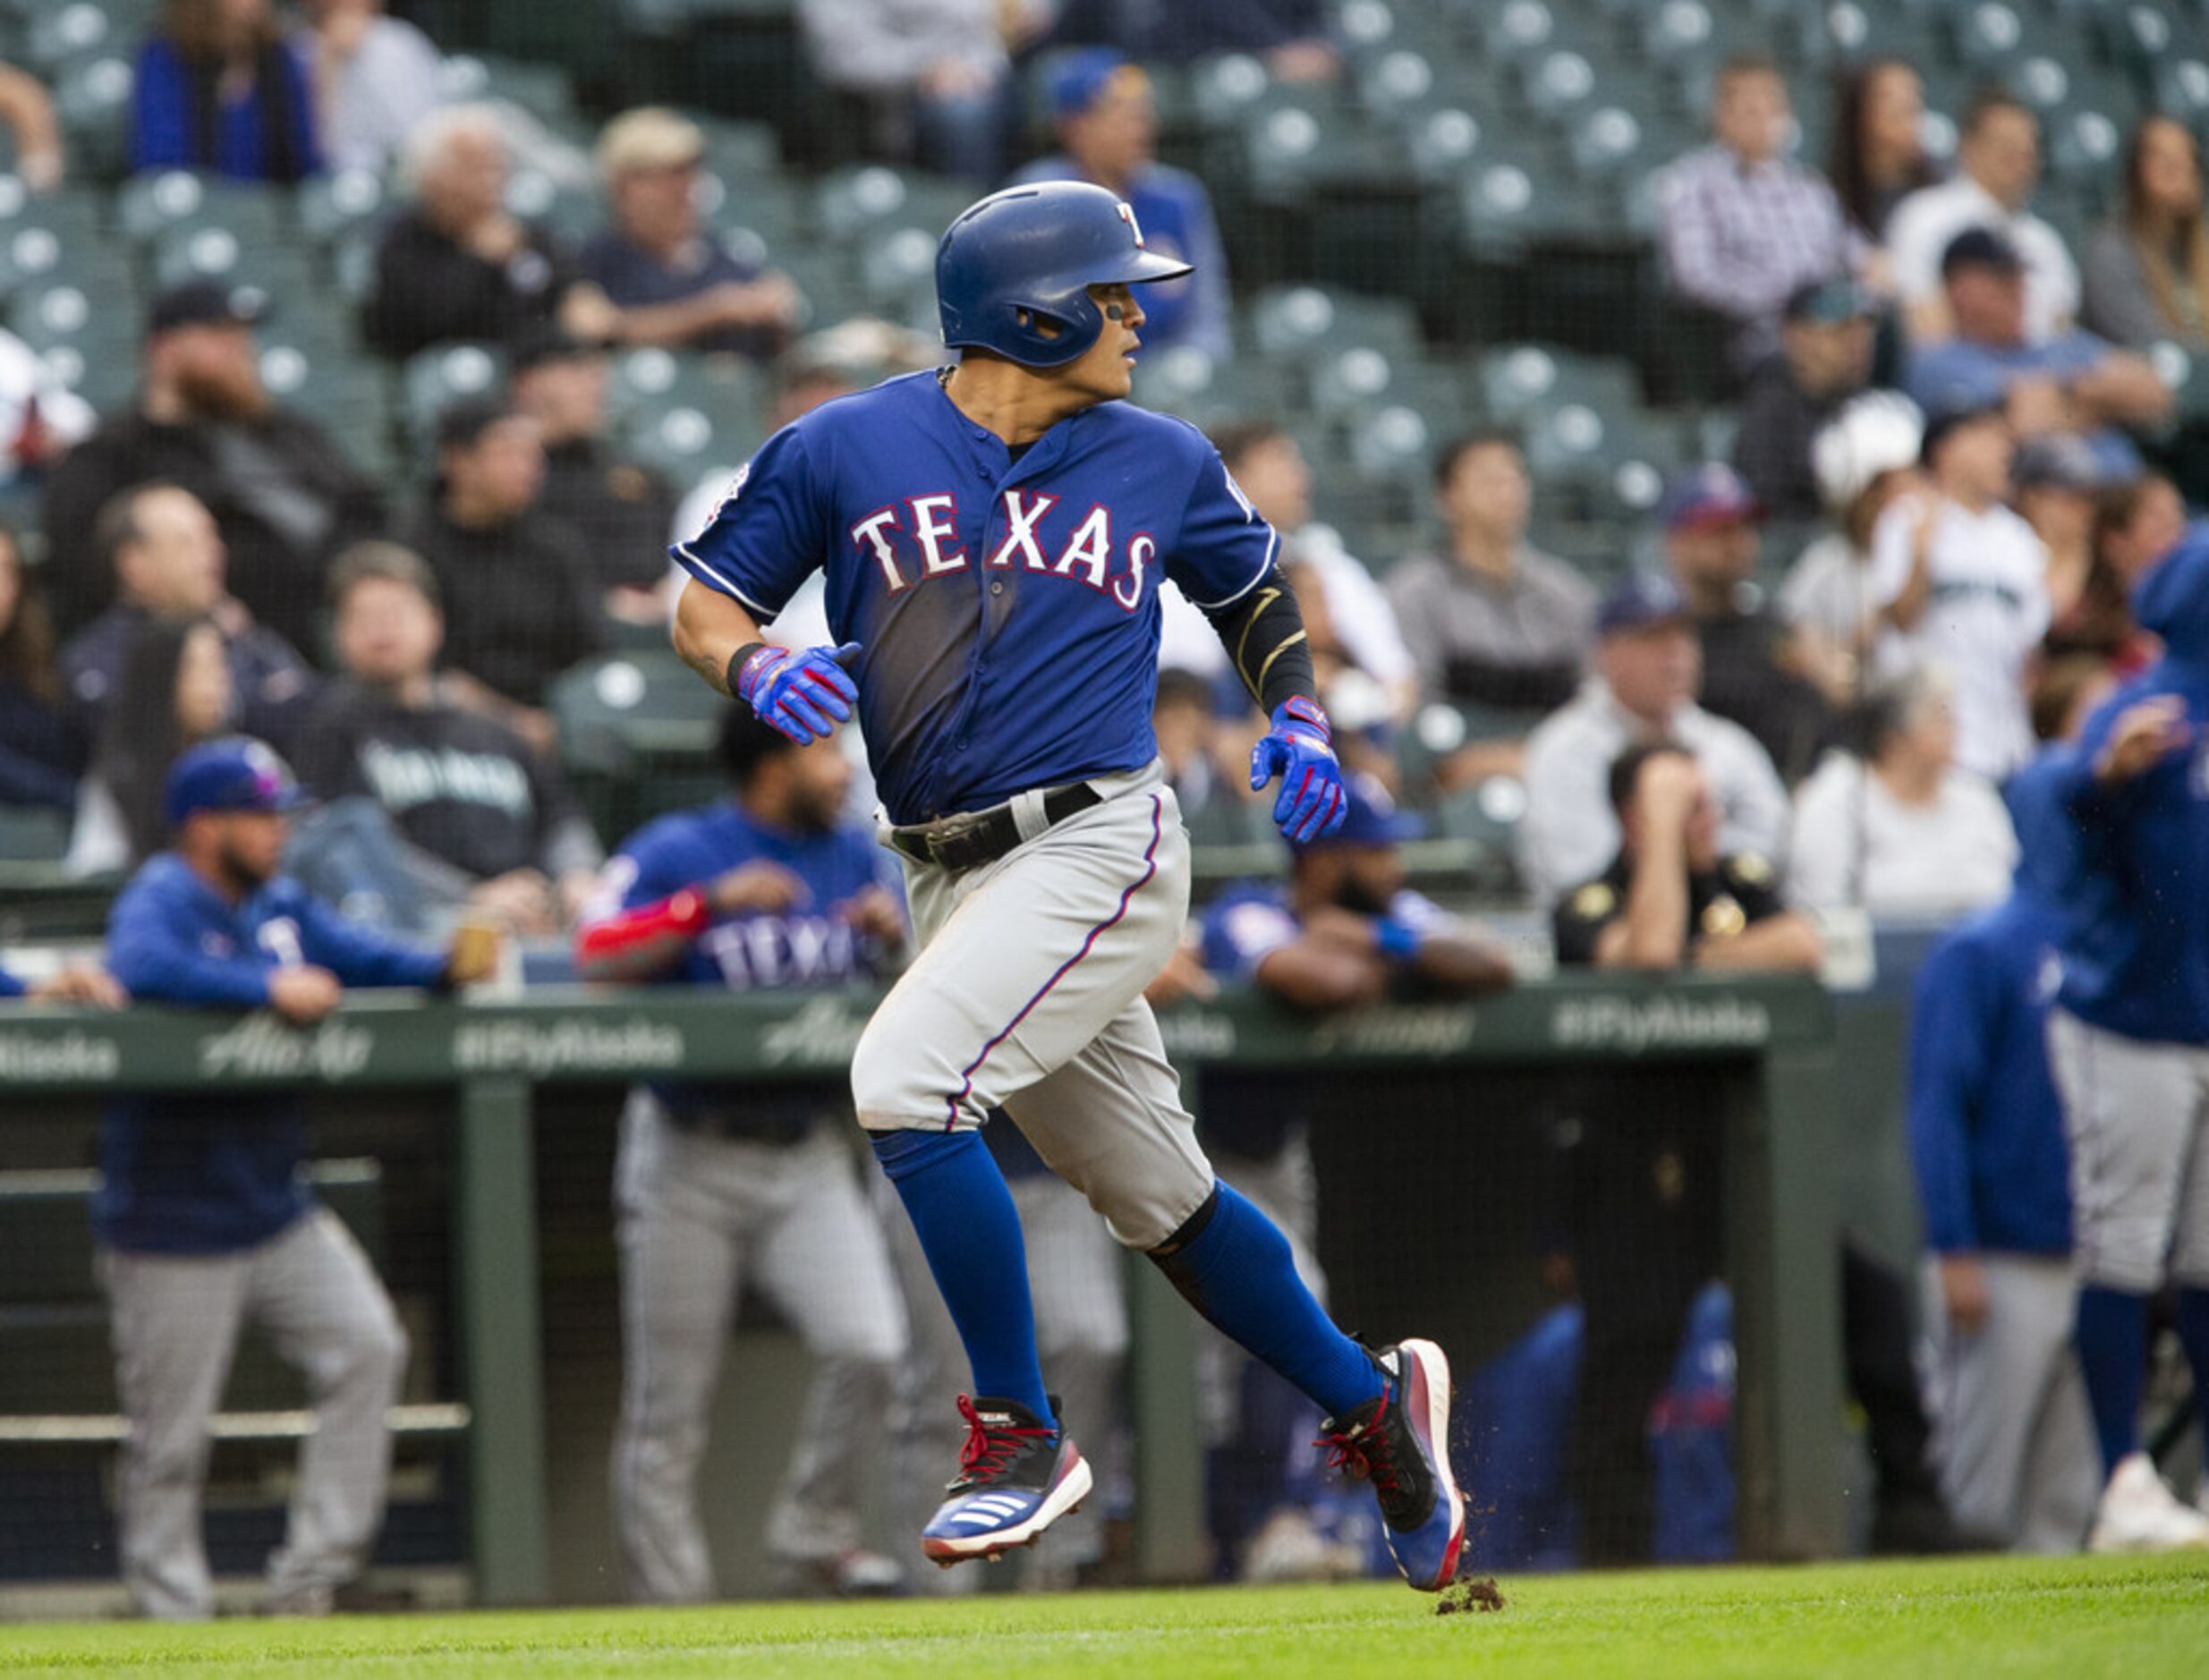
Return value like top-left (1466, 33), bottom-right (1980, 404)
top-left (2009, 526), bottom-right (2209, 1044)
top-left (0, 968), bottom-right (22, 997)
top-left (1907, 891), bottom-right (2072, 1256)
top-left (672, 370), bottom-right (1276, 825)
top-left (599, 798), bottom-right (901, 1131)
top-left (98, 855), bottom-right (447, 1255)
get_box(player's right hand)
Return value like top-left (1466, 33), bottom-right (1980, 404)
top-left (268, 966), bottom-right (343, 1025)
top-left (709, 860), bottom-right (810, 915)
top-left (2094, 694), bottom-right (2191, 788)
top-left (1938, 1252), bottom-right (1990, 1336)
top-left (733, 641), bottom-right (862, 743)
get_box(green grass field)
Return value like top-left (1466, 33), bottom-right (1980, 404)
top-left (4, 1556), bottom-right (2206, 1678)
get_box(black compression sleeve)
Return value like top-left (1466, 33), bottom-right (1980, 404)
top-left (1199, 567), bottom-right (1317, 714)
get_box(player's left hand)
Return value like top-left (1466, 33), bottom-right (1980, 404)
top-left (837, 883), bottom-right (907, 948)
top-left (28, 967), bottom-right (125, 1008)
top-left (1249, 697), bottom-right (1347, 844)
top-left (734, 641), bottom-right (862, 743)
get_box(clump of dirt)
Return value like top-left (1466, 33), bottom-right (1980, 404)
top-left (1434, 1575), bottom-right (1506, 1616)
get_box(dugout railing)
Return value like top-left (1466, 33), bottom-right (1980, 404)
top-left (0, 975), bottom-right (1843, 1602)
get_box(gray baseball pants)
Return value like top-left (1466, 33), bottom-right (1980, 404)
top-left (98, 1207), bottom-right (407, 1619)
top-left (2047, 1009), bottom-right (2209, 1292)
top-left (852, 765), bottom-right (1216, 1252)
top-left (610, 1092), bottom-right (908, 1602)
top-left (879, 1167), bottom-right (1129, 1592)
top-left (1920, 1253), bottom-right (2099, 1552)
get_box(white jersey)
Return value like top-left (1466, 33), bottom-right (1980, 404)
top-left (1869, 496), bottom-right (2051, 782)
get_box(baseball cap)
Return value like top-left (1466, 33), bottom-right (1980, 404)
top-left (597, 106), bottom-right (706, 175)
top-left (507, 320), bottom-right (601, 373)
top-left (1918, 398), bottom-right (2007, 463)
top-left (1596, 571), bottom-right (1694, 637)
top-left (2012, 433), bottom-right (2108, 493)
top-left (1048, 48), bottom-right (1151, 120)
top-left (435, 394), bottom-right (518, 452)
top-left (1658, 463), bottom-right (1760, 532)
top-left (1290, 772), bottom-right (1423, 853)
top-left (1940, 225), bottom-right (2025, 280)
top-left (1783, 276), bottom-right (1874, 326)
top-left (164, 738), bottom-right (310, 827)
top-left (147, 280), bottom-right (268, 339)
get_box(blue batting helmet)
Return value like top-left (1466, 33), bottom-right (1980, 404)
top-left (936, 181), bottom-right (1193, 369)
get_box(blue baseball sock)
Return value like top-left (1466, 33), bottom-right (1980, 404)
top-left (2075, 1285), bottom-right (2149, 1476)
top-left (2174, 1286), bottom-right (2209, 1448)
top-left (1151, 1183), bottom-right (1384, 1421)
top-left (871, 1129), bottom-right (1053, 1427)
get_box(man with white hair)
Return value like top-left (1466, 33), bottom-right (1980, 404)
top-left (363, 105), bottom-right (617, 360)
top-left (579, 107), bottom-right (801, 359)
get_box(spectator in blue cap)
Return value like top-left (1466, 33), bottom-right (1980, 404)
top-left (1661, 463), bottom-right (1837, 783)
top-left (1520, 570), bottom-right (1789, 905)
top-left (97, 735), bottom-right (498, 1619)
top-left (797, 0), bottom-right (1033, 182)
top-left (1185, 771), bottom-right (1510, 1578)
top-left (1009, 49), bottom-right (1231, 361)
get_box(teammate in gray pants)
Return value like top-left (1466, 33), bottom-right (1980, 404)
top-left (97, 740), bottom-right (491, 1617)
top-left (1907, 888), bottom-right (2098, 1551)
top-left (579, 711), bottom-right (913, 1599)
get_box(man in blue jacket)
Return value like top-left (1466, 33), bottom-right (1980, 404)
top-left (2009, 524), bottom-right (2209, 1550)
top-left (1907, 885), bottom-right (2098, 1550)
top-left (98, 739), bottom-right (497, 1618)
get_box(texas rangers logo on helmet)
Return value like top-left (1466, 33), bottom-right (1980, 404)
top-left (1117, 201), bottom-right (1146, 247)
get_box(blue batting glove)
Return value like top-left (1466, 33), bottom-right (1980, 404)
top-left (1248, 697), bottom-right (1347, 844)
top-left (733, 641), bottom-right (862, 743)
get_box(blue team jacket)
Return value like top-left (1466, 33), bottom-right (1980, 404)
top-left (2009, 528), bottom-right (2209, 1046)
top-left (97, 855), bottom-right (447, 1254)
top-left (1907, 892), bottom-right (2072, 1256)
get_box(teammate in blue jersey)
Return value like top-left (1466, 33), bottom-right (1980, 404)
top-left (577, 708), bottom-right (913, 1601)
top-left (2009, 522), bottom-right (2209, 1550)
top-left (98, 739), bottom-right (498, 1618)
top-left (1907, 887), bottom-right (2098, 1551)
top-left (667, 180), bottom-right (1466, 1589)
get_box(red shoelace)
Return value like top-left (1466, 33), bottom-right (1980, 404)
top-left (956, 1394), bottom-right (1052, 1481)
top-left (1314, 1388), bottom-right (1403, 1502)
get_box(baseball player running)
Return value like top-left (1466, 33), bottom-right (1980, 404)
top-left (2009, 522), bottom-right (2209, 1550)
top-left (98, 739), bottom-right (497, 1617)
top-left (668, 181), bottom-right (1464, 1589)
top-left (576, 708), bottom-right (911, 1600)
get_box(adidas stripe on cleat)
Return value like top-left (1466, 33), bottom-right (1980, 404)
top-left (921, 1394), bottom-right (1092, 1565)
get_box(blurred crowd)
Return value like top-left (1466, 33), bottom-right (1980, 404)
top-left (4, 0), bottom-right (2209, 1619)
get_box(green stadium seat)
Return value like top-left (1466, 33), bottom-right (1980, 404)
top-left (812, 165), bottom-right (973, 249)
top-left (1185, 53), bottom-right (1277, 137)
top-left (550, 649), bottom-right (729, 836)
top-left (2044, 106), bottom-right (2128, 208)
top-left (696, 117), bottom-right (783, 182)
top-left (2154, 56), bottom-right (2209, 136)
top-left (1453, 142), bottom-right (1599, 257)
top-left (1822, 3), bottom-right (1947, 69)
top-left (24, 1), bottom-right (117, 72)
top-left (1476, 343), bottom-right (1642, 425)
top-left (1466, 0), bottom-right (1609, 66)
top-left (437, 54), bottom-right (581, 127)
top-left (1629, 0), bottom-right (1776, 74)
top-left (504, 167), bottom-right (602, 244)
top-left (401, 342), bottom-right (505, 454)
top-left (51, 54), bottom-right (133, 182)
top-left (299, 167), bottom-right (388, 250)
top-left (608, 347), bottom-right (769, 443)
top-left (1249, 284), bottom-right (1425, 364)
top-left (1131, 346), bottom-right (1299, 431)
top-left (9, 274), bottom-right (140, 409)
top-left (121, 171), bottom-right (293, 252)
top-left (149, 220), bottom-right (317, 298)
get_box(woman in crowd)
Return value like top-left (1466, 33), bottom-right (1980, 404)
top-left (1780, 391), bottom-right (1925, 708)
top-left (1829, 59), bottom-right (1936, 244)
top-left (2083, 115), bottom-right (2209, 350)
top-left (0, 526), bottom-right (84, 813)
top-left (132, 0), bottom-right (323, 182)
top-left (1785, 666), bottom-right (2018, 920)
top-left (2041, 470), bottom-right (2186, 682)
top-left (304, 0), bottom-right (443, 175)
top-left (68, 615), bottom-right (234, 875)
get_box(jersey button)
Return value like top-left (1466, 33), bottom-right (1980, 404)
top-left (990, 581), bottom-right (1004, 596)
